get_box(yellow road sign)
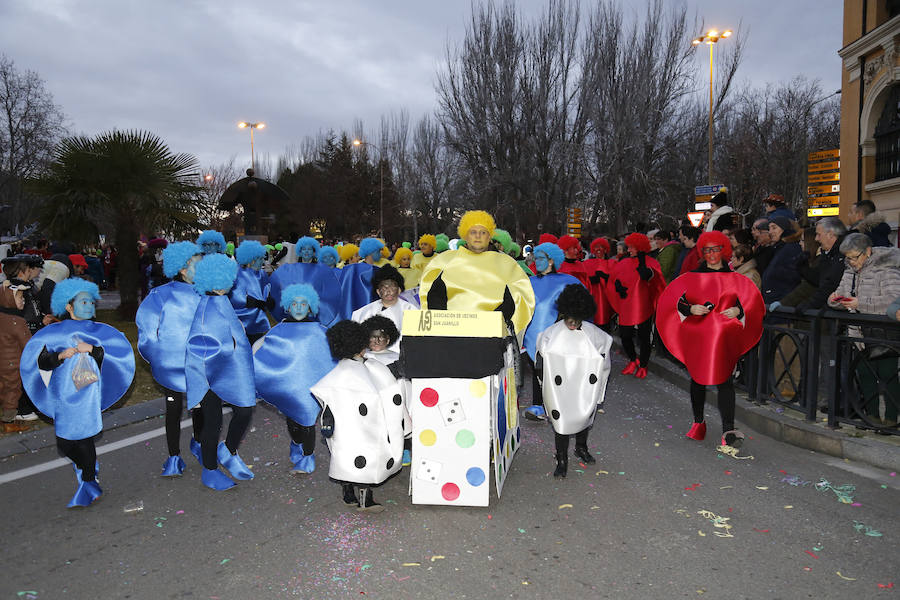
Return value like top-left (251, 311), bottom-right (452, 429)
top-left (808, 184), bottom-right (840, 194)
top-left (807, 206), bottom-right (840, 217)
top-left (808, 160), bottom-right (840, 172)
top-left (808, 149), bottom-right (839, 161)
top-left (808, 194), bottom-right (840, 205)
top-left (808, 172), bottom-right (841, 183)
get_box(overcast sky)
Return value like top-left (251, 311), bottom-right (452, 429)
top-left (0, 0), bottom-right (844, 172)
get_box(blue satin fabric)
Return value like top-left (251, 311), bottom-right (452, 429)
top-left (523, 273), bottom-right (583, 361)
top-left (20, 320), bottom-right (135, 440)
top-left (135, 281), bottom-right (200, 392)
top-left (337, 263), bottom-right (377, 319)
top-left (269, 263), bottom-right (341, 326)
top-left (253, 321), bottom-right (336, 426)
top-left (229, 267), bottom-right (271, 335)
top-left (185, 295), bottom-right (256, 410)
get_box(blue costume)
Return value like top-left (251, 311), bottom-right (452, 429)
top-left (337, 262), bottom-right (377, 319)
top-left (523, 273), bottom-right (583, 361)
top-left (268, 262), bottom-right (342, 325)
top-left (229, 267), bottom-right (271, 336)
top-left (136, 281), bottom-right (200, 392)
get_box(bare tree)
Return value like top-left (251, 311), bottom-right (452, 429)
top-left (197, 157), bottom-right (241, 229)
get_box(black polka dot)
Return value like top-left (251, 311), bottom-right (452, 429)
top-left (386, 458), bottom-right (395, 469)
top-left (551, 409), bottom-right (560, 420)
top-left (358, 403), bottom-right (368, 416)
top-left (554, 375), bottom-right (562, 385)
top-left (589, 374), bottom-right (598, 384)
top-left (354, 456), bottom-right (366, 469)
top-left (393, 394), bottom-right (402, 406)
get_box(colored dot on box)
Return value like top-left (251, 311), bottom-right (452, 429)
top-left (420, 387), bottom-right (439, 407)
top-left (420, 429), bottom-right (437, 446)
top-left (442, 482), bottom-right (460, 501)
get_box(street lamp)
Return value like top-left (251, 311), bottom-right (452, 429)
top-left (352, 138), bottom-right (384, 237)
top-left (238, 122), bottom-right (265, 171)
top-left (692, 28), bottom-right (732, 184)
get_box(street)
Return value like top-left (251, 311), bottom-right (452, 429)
top-left (1, 355), bottom-right (897, 599)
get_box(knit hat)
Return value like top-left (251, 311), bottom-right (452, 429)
top-left (767, 215), bottom-right (793, 234)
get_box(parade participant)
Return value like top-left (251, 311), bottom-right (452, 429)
top-left (296, 236), bottom-right (320, 264)
top-left (411, 234), bottom-right (437, 276)
top-left (196, 230), bottom-right (227, 255)
top-left (375, 242), bottom-right (391, 267)
top-left (0, 255), bottom-right (36, 432)
top-left (521, 242), bottom-right (582, 421)
top-left (392, 247), bottom-right (420, 290)
top-left (536, 284), bottom-right (613, 477)
top-left (656, 231), bottom-right (764, 449)
top-left (229, 240), bottom-right (271, 344)
top-left (185, 254), bottom-right (256, 491)
top-left (136, 241), bottom-right (205, 476)
top-left (225, 242), bottom-right (235, 258)
top-left (337, 237), bottom-right (383, 319)
top-left (253, 284), bottom-right (335, 474)
top-left (337, 243), bottom-right (360, 267)
top-left (557, 235), bottom-right (591, 288)
top-left (20, 279), bottom-right (134, 507)
top-left (311, 320), bottom-right (406, 513)
top-left (608, 233), bottom-right (665, 379)
top-left (420, 210), bottom-right (536, 344)
top-left (268, 242), bottom-right (342, 326)
top-left (351, 264), bottom-right (415, 353)
top-left (435, 233), bottom-right (450, 253)
top-left (318, 245), bottom-right (340, 268)
top-left (582, 238), bottom-right (614, 331)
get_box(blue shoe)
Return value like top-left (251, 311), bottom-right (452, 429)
top-left (289, 442), bottom-right (315, 474)
top-left (217, 441), bottom-right (254, 480)
top-left (201, 467), bottom-right (236, 491)
top-left (68, 480), bottom-right (103, 508)
top-left (401, 448), bottom-right (412, 467)
top-left (524, 405), bottom-right (546, 421)
top-left (189, 438), bottom-right (203, 465)
top-left (161, 455), bottom-right (186, 477)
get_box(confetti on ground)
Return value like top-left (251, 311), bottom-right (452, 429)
top-left (781, 474), bottom-right (811, 486)
top-left (877, 583), bottom-right (895, 589)
top-left (522, 581), bottom-right (529, 585)
top-left (724, 470), bottom-right (732, 475)
top-left (835, 571), bottom-right (857, 581)
top-left (804, 550), bottom-right (819, 559)
top-left (716, 445), bottom-right (754, 460)
top-left (784, 505), bottom-right (794, 509)
top-left (852, 521), bottom-right (883, 537)
top-left (558, 504), bottom-right (573, 509)
top-left (752, 528), bottom-right (770, 533)
top-left (697, 510), bottom-right (734, 537)
top-left (401, 563), bottom-right (420, 567)
top-left (755, 486), bottom-right (769, 490)
top-left (331, 576), bottom-right (347, 582)
top-left (220, 559), bottom-right (230, 565)
top-left (590, 506), bottom-right (600, 510)
top-left (518, 528), bottom-right (526, 533)
top-left (307, 497), bottom-right (314, 503)
top-left (815, 479), bottom-right (856, 504)
top-left (813, 545), bottom-right (823, 551)
top-left (720, 486), bottom-right (733, 490)
top-left (697, 530), bottom-right (706, 537)
top-left (596, 470), bottom-right (609, 475)
top-left (430, 555), bottom-right (445, 561)
top-left (176, 510), bottom-right (185, 515)
top-left (618, 471), bottom-right (625, 475)
top-left (684, 483), bottom-right (702, 491)
top-left (851, 502), bottom-right (862, 507)
top-left (16, 592), bottom-right (37, 598)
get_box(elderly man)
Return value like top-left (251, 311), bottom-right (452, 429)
top-left (792, 217), bottom-right (848, 312)
top-left (751, 218), bottom-right (775, 274)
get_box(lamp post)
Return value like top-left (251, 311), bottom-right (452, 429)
top-left (238, 122), bottom-right (265, 171)
top-left (352, 138), bottom-right (384, 237)
top-left (692, 29), bottom-right (731, 184)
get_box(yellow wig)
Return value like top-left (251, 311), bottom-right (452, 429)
top-left (394, 247), bottom-right (413, 262)
top-left (418, 234), bottom-right (437, 248)
top-left (338, 243), bottom-right (359, 262)
top-left (457, 210), bottom-right (496, 239)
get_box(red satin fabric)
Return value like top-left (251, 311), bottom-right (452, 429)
top-left (558, 260), bottom-right (591, 289)
top-left (582, 257), bottom-right (614, 325)
top-left (656, 271), bottom-right (764, 385)
top-left (606, 256), bottom-right (665, 326)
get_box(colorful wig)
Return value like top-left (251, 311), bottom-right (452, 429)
top-left (326, 320), bottom-right (369, 360)
top-left (51, 278), bottom-right (101, 317)
top-left (192, 253), bottom-right (238, 295)
top-left (539, 233), bottom-right (558, 245)
top-left (393, 247), bottom-right (413, 262)
top-left (418, 234), bottom-right (437, 249)
top-left (435, 234), bottom-right (450, 253)
top-left (318, 245), bottom-right (340, 265)
top-left (235, 240), bottom-right (267, 266)
top-left (557, 235), bottom-right (582, 252)
top-left (590, 238), bottom-right (610, 258)
top-left (338, 243), bottom-right (359, 263)
top-left (457, 210), bottom-right (496, 239)
top-left (162, 241), bottom-right (202, 278)
top-left (624, 232), bottom-right (651, 254)
top-left (358, 237), bottom-right (385, 260)
top-left (491, 228), bottom-right (513, 252)
top-left (696, 230), bottom-right (733, 262)
top-left (555, 283), bottom-right (596, 322)
top-left (534, 242), bottom-right (564, 270)
top-left (280, 283), bottom-right (320, 316)
top-left (296, 236), bottom-right (320, 254)
top-left (196, 230), bottom-right (226, 254)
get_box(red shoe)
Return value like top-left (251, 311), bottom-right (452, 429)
top-left (634, 367), bottom-right (647, 379)
top-left (686, 422), bottom-right (706, 441)
top-left (621, 360), bottom-right (638, 375)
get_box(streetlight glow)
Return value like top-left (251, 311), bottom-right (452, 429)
top-left (238, 122), bottom-right (265, 170)
top-left (692, 26), bottom-right (732, 184)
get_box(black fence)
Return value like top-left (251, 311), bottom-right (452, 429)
top-left (735, 307), bottom-right (899, 436)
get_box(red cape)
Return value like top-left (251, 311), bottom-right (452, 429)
top-left (558, 259), bottom-right (591, 290)
top-left (582, 257), bottom-right (614, 325)
top-left (606, 256), bottom-right (665, 326)
top-left (656, 270), bottom-right (764, 385)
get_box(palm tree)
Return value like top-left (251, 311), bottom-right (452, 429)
top-left (31, 130), bottom-right (202, 317)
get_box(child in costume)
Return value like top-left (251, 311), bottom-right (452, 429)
top-left (311, 320), bottom-right (406, 512)
top-left (196, 230), bottom-right (227, 255)
top-left (136, 241), bottom-right (205, 476)
top-left (337, 237), bottom-right (383, 319)
top-left (253, 284), bottom-right (335, 474)
top-left (185, 254), bottom-right (257, 491)
top-left (296, 236), bottom-right (320, 264)
top-left (556, 235), bottom-right (591, 289)
top-left (392, 247), bottom-right (420, 290)
top-left (535, 284), bottom-right (612, 477)
top-left (582, 238), bottom-right (614, 332)
top-left (318, 245), bottom-right (340, 268)
top-left (229, 240), bottom-right (272, 344)
top-left (268, 238), bottom-right (342, 325)
top-left (20, 279), bottom-right (135, 507)
top-left (351, 264), bottom-right (415, 353)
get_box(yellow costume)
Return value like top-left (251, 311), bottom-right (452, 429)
top-left (410, 251), bottom-right (435, 274)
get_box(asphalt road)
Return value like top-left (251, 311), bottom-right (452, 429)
top-left (1, 354), bottom-right (897, 599)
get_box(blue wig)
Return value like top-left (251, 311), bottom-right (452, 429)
top-left (51, 278), bottom-right (101, 317)
top-left (280, 283), bottom-right (320, 316)
top-left (192, 253), bottom-right (238, 295)
top-left (358, 237), bottom-right (384, 260)
top-left (196, 230), bottom-right (226, 254)
top-left (162, 241), bottom-right (202, 278)
top-left (318, 245), bottom-right (339, 265)
top-left (295, 236), bottom-right (320, 253)
top-left (534, 242), bottom-right (564, 270)
top-left (235, 240), bottom-right (267, 266)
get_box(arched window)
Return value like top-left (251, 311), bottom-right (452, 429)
top-left (874, 84), bottom-right (900, 180)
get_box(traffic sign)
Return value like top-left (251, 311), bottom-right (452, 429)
top-left (807, 206), bottom-right (840, 217)
top-left (808, 160), bottom-right (840, 172)
top-left (695, 201), bottom-right (712, 211)
top-left (808, 184), bottom-right (840, 195)
top-left (694, 184), bottom-right (725, 196)
top-left (808, 149), bottom-right (839, 161)
top-left (686, 211), bottom-right (705, 227)
top-left (808, 172), bottom-right (841, 183)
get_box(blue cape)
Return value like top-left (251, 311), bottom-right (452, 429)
top-left (268, 263), bottom-right (341, 325)
top-left (229, 267), bottom-right (271, 335)
top-left (253, 320), bottom-right (336, 425)
top-left (337, 262), bottom-right (377, 319)
top-left (20, 320), bottom-right (135, 440)
top-left (135, 280), bottom-right (200, 392)
top-left (523, 272), bottom-right (583, 361)
top-left (185, 295), bottom-right (256, 410)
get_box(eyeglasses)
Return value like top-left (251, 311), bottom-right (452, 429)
top-left (369, 331), bottom-right (389, 341)
top-left (844, 251), bottom-right (867, 264)
top-left (701, 246), bottom-right (724, 254)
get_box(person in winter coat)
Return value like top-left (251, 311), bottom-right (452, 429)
top-left (705, 188), bottom-right (736, 232)
top-left (791, 217), bottom-right (847, 312)
top-left (848, 200), bottom-right (893, 247)
top-left (652, 230), bottom-right (681, 282)
top-left (761, 216), bottom-right (802, 306)
top-left (762, 193), bottom-right (796, 221)
top-left (731, 245), bottom-right (761, 289)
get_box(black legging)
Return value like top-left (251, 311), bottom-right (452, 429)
top-left (690, 377), bottom-right (735, 432)
top-left (527, 355), bottom-right (544, 407)
top-left (286, 418), bottom-right (315, 455)
top-left (554, 428), bottom-right (589, 455)
top-left (199, 391), bottom-right (254, 470)
top-left (164, 391), bottom-right (204, 457)
top-left (56, 436), bottom-right (97, 481)
top-left (620, 318), bottom-right (653, 367)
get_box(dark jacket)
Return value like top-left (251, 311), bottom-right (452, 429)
top-left (852, 211), bottom-right (893, 247)
top-left (761, 234), bottom-right (802, 304)
top-left (795, 237), bottom-right (847, 312)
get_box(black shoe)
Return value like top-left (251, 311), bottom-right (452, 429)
top-left (553, 455), bottom-right (567, 478)
top-left (573, 445), bottom-right (596, 464)
top-left (342, 483), bottom-right (357, 507)
top-left (356, 487), bottom-right (385, 513)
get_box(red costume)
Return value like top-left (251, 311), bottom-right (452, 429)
top-left (607, 255), bottom-right (665, 326)
top-left (556, 235), bottom-right (591, 289)
top-left (582, 238), bottom-right (613, 325)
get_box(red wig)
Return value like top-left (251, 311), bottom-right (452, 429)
top-left (557, 235), bottom-right (581, 252)
top-left (590, 237), bottom-right (610, 257)
top-left (696, 230), bottom-right (732, 262)
top-left (624, 232), bottom-right (651, 254)
top-left (539, 233), bottom-right (558, 245)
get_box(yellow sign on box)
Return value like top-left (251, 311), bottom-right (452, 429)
top-left (808, 184), bottom-right (840, 195)
top-left (808, 206), bottom-right (840, 216)
top-left (808, 160), bottom-right (840, 172)
top-left (808, 172), bottom-right (841, 183)
top-left (401, 310), bottom-right (506, 338)
top-left (808, 149), bottom-right (839, 161)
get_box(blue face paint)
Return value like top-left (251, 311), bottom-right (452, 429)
top-left (70, 291), bottom-right (96, 320)
top-left (367, 250), bottom-right (381, 262)
top-left (201, 242), bottom-right (219, 255)
top-left (183, 255), bottom-right (201, 284)
top-left (534, 252), bottom-right (550, 274)
top-left (321, 253), bottom-right (337, 267)
top-left (289, 297), bottom-right (310, 321)
top-left (299, 246), bottom-right (316, 262)
top-left (249, 256), bottom-right (265, 271)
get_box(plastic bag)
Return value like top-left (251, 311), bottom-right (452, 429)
top-left (71, 335), bottom-right (99, 390)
